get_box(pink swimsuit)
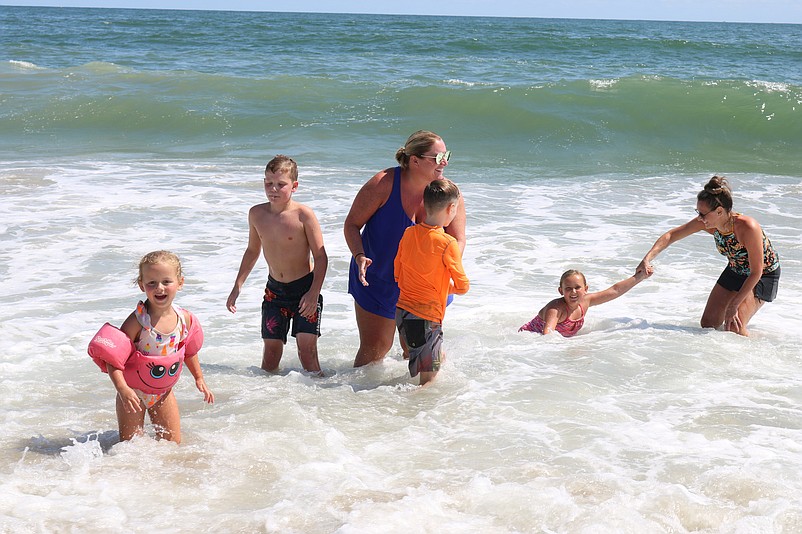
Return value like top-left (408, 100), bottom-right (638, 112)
top-left (88, 302), bottom-right (204, 408)
top-left (519, 304), bottom-right (585, 337)
top-left (128, 301), bottom-right (189, 406)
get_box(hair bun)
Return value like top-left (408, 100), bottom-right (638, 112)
top-left (705, 175), bottom-right (729, 195)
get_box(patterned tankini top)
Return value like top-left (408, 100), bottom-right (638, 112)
top-left (713, 216), bottom-right (779, 276)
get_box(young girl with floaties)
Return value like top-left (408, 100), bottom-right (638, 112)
top-left (88, 251), bottom-right (214, 443)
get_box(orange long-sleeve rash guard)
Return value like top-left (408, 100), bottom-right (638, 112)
top-left (394, 223), bottom-right (470, 323)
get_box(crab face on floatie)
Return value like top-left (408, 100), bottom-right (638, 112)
top-left (140, 360), bottom-right (182, 387)
top-left (125, 351), bottom-right (185, 394)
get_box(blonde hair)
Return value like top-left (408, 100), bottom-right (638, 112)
top-left (559, 269), bottom-right (587, 287)
top-left (394, 130), bottom-right (442, 169)
top-left (136, 250), bottom-right (184, 284)
top-left (265, 154), bottom-right (298, 181)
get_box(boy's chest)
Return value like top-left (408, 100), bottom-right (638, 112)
top-left (257, 212), bottom-right (306, 245)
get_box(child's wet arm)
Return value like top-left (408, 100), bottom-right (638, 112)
top-left (183, 354), bottom-right (204, 379)
top-left (307, 250), bottom-right (327, 300)
top-left (542, 308), bottom-right (560, 335)
top-left (184, 355), bottom-right (214, 403)
top-left (445, 196), bottom-right (467, 254)
top-left (590, 275), bottom-right (641, 306)
top-left (233, 226), bottom-right (263, 288)
top-left (107, 366), bottom-right (130, 391)
top-left (450, 273), bottom-right (470, 294)
top-left (446, 243), bottom-right (469, 294)
top-left (304, 210), bottom-right (328, 294)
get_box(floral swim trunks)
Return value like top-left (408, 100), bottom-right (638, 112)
top-left (261, 273), bottom-right (322, 343)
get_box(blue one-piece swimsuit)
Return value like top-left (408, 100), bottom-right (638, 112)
top-left (348, 167), bottom-right (413, 319)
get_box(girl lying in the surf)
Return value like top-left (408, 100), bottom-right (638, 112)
top-left (519, 268), bottom-right (649, 337)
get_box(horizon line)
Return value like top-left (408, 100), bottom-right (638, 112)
top-left (1, 3), bottom-right (801, 25)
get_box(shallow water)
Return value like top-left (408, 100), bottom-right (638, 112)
top-left (2, 6), bottom-right (802, 533)
top-left (2, 161), bottom-right (801, 533)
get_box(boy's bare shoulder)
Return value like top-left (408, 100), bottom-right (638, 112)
top-left (249, 200), bottom-right (318, 224)
top-left (296, 201), bottom-right (319, 217)
top-left (248, 202), bottom-right (271, 215)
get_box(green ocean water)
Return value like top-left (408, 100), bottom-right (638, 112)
top-left (1, 6), bottom-right (801, 176)
top-left (3, 8), bottom-right (802, 532)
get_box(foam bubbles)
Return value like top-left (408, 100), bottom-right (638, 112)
top-left (1, 161), bottom-right (801, 531)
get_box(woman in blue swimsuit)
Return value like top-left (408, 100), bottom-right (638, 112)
top-left (344, 130), bottom-right (466, 367)
top-left (637, 176), bottom-right (780, 336)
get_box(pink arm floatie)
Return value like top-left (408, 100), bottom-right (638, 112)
top-left (183, 311), bottom-right (204, 357)
top-left (87, 323), bottom-right (135, 373)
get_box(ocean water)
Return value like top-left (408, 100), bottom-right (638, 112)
top-left (1, 6), bottom-right (801, 533)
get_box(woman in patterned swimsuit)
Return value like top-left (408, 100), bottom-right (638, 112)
top-left (637, 176), bottom-right (780, 336)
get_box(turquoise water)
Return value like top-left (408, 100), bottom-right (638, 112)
top-left (2, 7), bottom-right (801, 175)
top-left (2, 7), bottom-right (802, 533)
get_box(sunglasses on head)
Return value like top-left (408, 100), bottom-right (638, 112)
top-left (417, 150), bottom-right (451, 165)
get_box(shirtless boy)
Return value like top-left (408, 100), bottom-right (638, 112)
top-left (226, 155), bottom-right (328, 374)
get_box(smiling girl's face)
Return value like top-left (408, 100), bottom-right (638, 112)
top-left (138, 261), bottom-right (183, 311)
top-left (559, 273), bottom-right (588, 305)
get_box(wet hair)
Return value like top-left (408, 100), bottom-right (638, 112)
top-left (136, 250), bottom-right (183, 284)
top-left (395, 130), bottom-right (442, 169)
top-left (423, 178), bottom-right (460, 213)
top-left (265, 154), bottom-right (298, 181)
top-left (697, 175), bottom-right (733, 212)
top-left (559, 269), bottom-right (587, 287)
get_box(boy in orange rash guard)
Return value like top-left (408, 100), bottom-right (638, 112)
top-left (394, 178), bottom-right (470, 386)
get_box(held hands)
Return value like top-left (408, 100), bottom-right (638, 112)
top-left (634, 266), bottom-right (652, 282)
top-left (355, 253), bottom-right (372, 286)
top-left (635, 259), bottom-right (654, 279)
